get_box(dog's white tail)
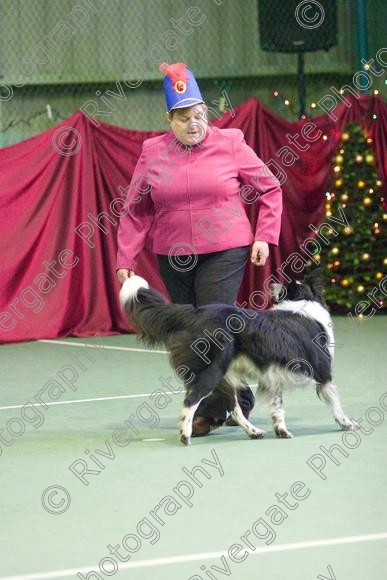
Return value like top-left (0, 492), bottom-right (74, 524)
top-left (119, 275), bottom-right (149, 309)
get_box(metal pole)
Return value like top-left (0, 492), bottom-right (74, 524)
top-left (297, 52), bottom-right (306, 118)
top-left (357, 0), bottom-right (369, 88)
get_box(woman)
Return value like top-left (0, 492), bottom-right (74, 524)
top-left (116, 62), bottom-right (282, 436)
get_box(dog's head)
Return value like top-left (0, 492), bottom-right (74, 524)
top-left (270, 269), bottom-right (327, 307)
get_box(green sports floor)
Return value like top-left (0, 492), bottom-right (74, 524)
top-left (1, 316), bottom-right (386, 580)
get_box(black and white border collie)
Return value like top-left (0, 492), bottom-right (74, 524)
top-left (119, 271), bottom-right (357, 445)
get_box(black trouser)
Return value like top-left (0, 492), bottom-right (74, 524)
top-left (157, 246), bottom-right (255, 418)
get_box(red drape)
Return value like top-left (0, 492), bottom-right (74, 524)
top-left (0, 94), bottom-right (386, 343)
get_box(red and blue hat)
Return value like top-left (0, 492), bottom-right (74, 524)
top-left (159, 62), bottom-right (204, 112)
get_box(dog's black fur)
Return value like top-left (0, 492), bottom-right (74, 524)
top-left (120, 270), bottom-right (356, 444)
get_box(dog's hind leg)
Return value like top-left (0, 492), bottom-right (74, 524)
top-left (257, 378), bottom-right (293, 438)
top-left (180, 395), bottom-right (210, 446)
top-left (229, 392), bottom-right (265, 439)
top-left (180, 364), bottom-right (229, 445)
top-left (269, 393), bottom-right (293, 439)
top-left (317, 382), bottom-right (358, 430)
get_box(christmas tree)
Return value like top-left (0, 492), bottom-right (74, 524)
top-left (321, 123), bottom-right (386, 312)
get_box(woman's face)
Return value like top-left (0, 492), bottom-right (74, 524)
top-left (167, 104), bottom-right (208, 146)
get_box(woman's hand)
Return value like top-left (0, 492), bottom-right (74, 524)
top-left (251, 241), bottom-right (269, 266)
top-left (117, 269), bottom-right (135, 284)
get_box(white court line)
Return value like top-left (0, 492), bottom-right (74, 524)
top-left (37, 339), bottom-right (167, 354)
top-left (0, 340), bottom-right (170, 411)
top-left (0, 392), bottom-right (179, 412)
top-left (1, 532), bottom-right (386, 580)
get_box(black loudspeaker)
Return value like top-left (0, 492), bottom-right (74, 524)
top-left (258, 0), bottom-right (337, 53)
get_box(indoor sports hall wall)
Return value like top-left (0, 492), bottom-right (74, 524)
top-left (0, 0), bottom-right (385, 146)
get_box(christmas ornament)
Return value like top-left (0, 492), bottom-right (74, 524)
top-left (341, 132), bottom-right (350, 141)
top-left (341, 278), bottom-right (350, 287)
top-left (363, 196), bottom-right (372, 206)
top-left (358, 180), bottom-right (366, 189)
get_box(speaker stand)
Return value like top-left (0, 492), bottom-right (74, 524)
top-left (297, 52), bottom-right (306, 119)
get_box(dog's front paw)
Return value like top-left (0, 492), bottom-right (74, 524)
top-left (338, 418), bottom-right (359, 431)
top-left (274, 426), bottom-right (293, 439)
top-left (248, 427), bottom-right (265, 439)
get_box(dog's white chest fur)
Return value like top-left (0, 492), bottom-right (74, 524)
top-left (224, 353), bottom-right (317, 393)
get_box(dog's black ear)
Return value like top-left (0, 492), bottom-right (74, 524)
top-left (304, 268), bottom-right (326, 304)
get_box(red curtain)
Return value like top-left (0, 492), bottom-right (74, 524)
top-left (0, 94), bottom-right (386, 343)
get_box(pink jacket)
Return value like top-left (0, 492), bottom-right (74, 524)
top-left (116, 126), bottom-right (282, 271)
